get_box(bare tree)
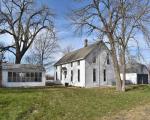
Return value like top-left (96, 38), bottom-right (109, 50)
top-left (25, 30), bottom-right (58, 70)
top-left (0, 42), bottom-right (5, 61)
top-left (70, 0), bottom-right (150, 91)
top-left (61, 45), bottom-right (74, 55)
top-left (0, 0), bottom-right (55, 63)
top-left (116, 0), bottom-right (150, 91)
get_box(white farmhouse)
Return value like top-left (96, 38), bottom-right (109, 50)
top-left (0, 63), bottom-right (46, 87)
top-left (54, 40), bottom-right (149, 88)
top-left (54, 40), bottom-right (115, 87)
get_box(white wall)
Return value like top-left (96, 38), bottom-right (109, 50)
top-left (55, 60), bottom-right (85, 87)
top-left (85, 46), bottom-right (115, 88)
top-left (120, 73), bottom-right (137, 84)
top-left (2, 70), bottom-right (46, 87)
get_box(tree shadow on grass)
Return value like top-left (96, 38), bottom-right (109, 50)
top-left (126, 85), bottom-right (150, 92)
top-left (0, 85), bottom-right (66, 94)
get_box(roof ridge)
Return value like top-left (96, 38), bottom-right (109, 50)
top-left (63, 41), bottom-right (100, 56)
top-left (55, 41), bottom-right (103, 66)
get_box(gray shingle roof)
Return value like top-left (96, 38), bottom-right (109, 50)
top-left (2, 63), bottom-right (45, 72)
top-left (54, 41), bottom-right (104, 66)
top-left (121, 63), bottom-right (147, 73)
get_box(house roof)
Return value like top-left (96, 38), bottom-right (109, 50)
top-left (121, 63), bottom-right (148, 73)
top-left (54, 41), bottom-right (105, 66)
top-left (1, 63), bottom-right (45, 72)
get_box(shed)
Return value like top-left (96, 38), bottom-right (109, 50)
top-left (121, 63), bottom-right (149, 84)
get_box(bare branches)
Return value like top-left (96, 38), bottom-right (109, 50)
top-left (61, 45), bottom-right (74, 55)
top-left (70, 0), bottom-right (150, 91)
top-left (25, 30), bottom-right (58, 70)
top-left (0, 0), bottom-right (55, 63)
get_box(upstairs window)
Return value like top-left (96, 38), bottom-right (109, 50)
top-left (107, 53), bottom-right (110, 65)
top-left (71, 62), bottom-right (73, 67)
top-left (93, 56), bottom-right (96, 63)
top-left (77, 60), bottom-right (80, 65)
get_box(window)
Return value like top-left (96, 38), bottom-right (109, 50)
top-left (8, 72), bottom-right (42, 82)
top-left (93, 56), bottom-right (96, 63)
top-left (71, 62), bottom-right (73, 67)
top-left (78, 69), bottom-right (80, 82)
top-left (56, 72), bottom-right (58, 80)
top-left (71, 70), bottom-right (73, 81)
top-left (93, 69), bottom-right (96, 82)
top-left (64, 71), bottom-right (67, 78)
top-left (60, 66), bottom-right (62, 80)
top-left (35, 73), bottom-right (38, 82)
top-left (107, 53), bottom-right (110, 65)
top-left (103, 69), bottom-right (106, 82)
top-left (26, 72), bottom-right (30, 82)
top-left (77, 60), bottom-right (80, 65)
top-left (13, 72), bottom-right (16, 82)
top-left (8, 72), bottom-right (12, 82)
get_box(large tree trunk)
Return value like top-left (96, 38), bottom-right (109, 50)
top-left (110, 43), bottom-right (122, 91)
top-left (121, 49), bottom-right (126, 91)
top-left (112, 51), bottom-right (122, 91)
top-left (108, 35), bottom-right (122, 91)
top-left (15, 51), bottom-right (22, 64)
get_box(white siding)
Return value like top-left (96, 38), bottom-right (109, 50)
top-left (120, 73), bottom-right (137, 84)
top-left (85, 46), bottom-right (115, 87)
top-left (55, 60), bottom-right (85, 87)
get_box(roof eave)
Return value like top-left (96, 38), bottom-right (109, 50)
top-left (54, 58), bottom-right (85, 66)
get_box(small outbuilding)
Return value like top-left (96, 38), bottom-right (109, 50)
top-left (121, 63), bottom-right (149, 84)
top-left (0, 63), bottom-right (46, 87)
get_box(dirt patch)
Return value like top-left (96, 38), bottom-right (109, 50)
top-left (102, 103), bottom-right (150, 120)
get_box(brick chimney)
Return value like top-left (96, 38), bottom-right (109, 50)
top-left (84, 39), bottom-right (88, 47)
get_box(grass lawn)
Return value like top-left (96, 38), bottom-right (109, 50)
top-left (0, 85), bottom-right (150, 120)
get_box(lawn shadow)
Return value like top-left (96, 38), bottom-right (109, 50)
top-left (126, 85), bottom-right (149, 91)
top-left (0, 85), bottom-right (66, 94)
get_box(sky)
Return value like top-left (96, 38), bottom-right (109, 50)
top-left (40, 0), bottom-right (150, 63)
top-left (1, 0), bottom-right (150, 74)
top-left (39, 0), bottom-right (92, 49)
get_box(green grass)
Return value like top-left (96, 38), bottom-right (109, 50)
top-left (0, 85), bottom-right (150, 120)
